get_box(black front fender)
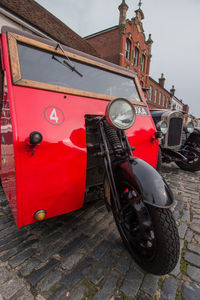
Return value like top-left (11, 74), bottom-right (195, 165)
top-left (114, 157), bottom-right (174, 208)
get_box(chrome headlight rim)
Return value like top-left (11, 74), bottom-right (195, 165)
top-left (156, 120), bottom-right (168, 135)
top-left (105, 98), bottom-right (136, 130)
top-left (184, 121), bottom-right (195, 133)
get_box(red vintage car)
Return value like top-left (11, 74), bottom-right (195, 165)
top-left (0, 27), bottom-right (179, 275)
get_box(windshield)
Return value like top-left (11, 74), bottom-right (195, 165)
top-left (17, 43), bottom-right (142, 102)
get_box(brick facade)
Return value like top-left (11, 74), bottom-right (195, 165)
top-left (86, 26), bottom-right (121, 65)
top-left (85, 5), bottom-right (153, 89)
top-left (148, 76), bottom-right (171, 109)
top-left (85, 0), bottom-right (189, 112)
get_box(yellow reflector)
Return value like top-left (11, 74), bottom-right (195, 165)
top-left (34, 210), bottom-right (46, 221)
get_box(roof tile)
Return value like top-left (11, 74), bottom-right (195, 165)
top-left (0, 0), bottom-right (99, 57)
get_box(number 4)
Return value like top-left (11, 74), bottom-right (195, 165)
top-left (50, 108), bottom-right (59, 123)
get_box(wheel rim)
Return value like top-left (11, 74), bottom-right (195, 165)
top-left (116, 183), bottom-right (156, 261)
top-left (182, 144), bottom-right (200, 166)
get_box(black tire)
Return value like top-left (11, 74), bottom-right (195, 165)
top-left (112, 183), bottom-right (180, 275)
top-left (175, 135), bottom-right (200, 172)
top-left (156, 147), bottom-right (162, 171)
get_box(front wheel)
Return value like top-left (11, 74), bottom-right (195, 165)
top-left (112, 183), bottom-right (180, 275)
top-left (175, 135), bottom-right (200, 172)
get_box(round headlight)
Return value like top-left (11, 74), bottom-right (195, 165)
top-left (156, 121), bottom-right (168, 135)
top-left (105, 98), bottom-right (136, 130)
top-left (184, 121), bottom-right (194, 133)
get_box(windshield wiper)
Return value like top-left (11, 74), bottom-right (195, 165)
top-left (52, 43), bottom-right (83, 77)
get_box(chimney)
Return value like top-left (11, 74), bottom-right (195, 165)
top-left (146, 34), bottom-right (153, 56)
top-left (118, 0), bottom-right (128, 25)
top-left (159, 73), bottom-right (165, 88)
top-left (170, 85), bottom-right (175, 96)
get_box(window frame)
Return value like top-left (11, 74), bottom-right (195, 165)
top-left (167, 98), bottom-right (169, 108)
top-left (163, 95), bottom-right (166, 107)
top-left (141, 54), bottom-right (145, 72)
top-left (133, 47), bottom-right (139, 66)
top-left (154, 89), bottom-right (158, 103)
top-left (7, 32), bottom-right (146, 106)
top-left (159, 92), bottom-right (162, 105)
top-left (125, 39), bottom-right (131, 60)
top-left (149, 85), bottom-right (153, 101)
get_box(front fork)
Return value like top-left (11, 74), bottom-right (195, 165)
top-left (98, 119), bottom-right (122, 215)
top-left (98, 118), bottom-right (153, 240)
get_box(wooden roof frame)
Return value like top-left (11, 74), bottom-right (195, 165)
top-left (7, 32), bottom-right (146, 106)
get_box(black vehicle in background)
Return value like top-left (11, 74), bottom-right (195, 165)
top-left (150, 109), bottom-right (200, 172)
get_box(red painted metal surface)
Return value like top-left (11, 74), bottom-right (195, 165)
top-left (0, 34), bottom-right (18, 223)
top-left (0, 32), bottom-right (158, 227)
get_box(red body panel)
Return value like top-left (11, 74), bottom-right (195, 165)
top-left (0, 35), bottom-right (17, 223)
top-left (0, 33), bottom-right (158, 227)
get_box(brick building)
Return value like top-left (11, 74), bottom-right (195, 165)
top-left (148, 74), bottom-right (171, 109)
top-left (0, 0), bottom-right (191, 116)
top-left (86, 0), bottom-right (189, 112)
top-left (85, 0), bottom-right (153, 89)
top-left (169, 85), bottom-right (184, 111)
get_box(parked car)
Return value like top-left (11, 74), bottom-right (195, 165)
top-left (150, 109), bottom-right (200, 172)
top-left (0, 26), bottom-right (179, 275)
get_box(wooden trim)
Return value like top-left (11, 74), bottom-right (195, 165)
top-left (15, 79), bottom-right (145, 106)
top-left (9, 33), bottom-right (138, 78)
top-left (7, 32), bottom-right (146, 105)
top-left (7, 33), bottom-right (21, 82)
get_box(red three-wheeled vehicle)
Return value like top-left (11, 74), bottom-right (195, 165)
top-left (0, 27), bottom-right (179, 274)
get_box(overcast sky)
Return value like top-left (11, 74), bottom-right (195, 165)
top-left (36, 0), bottom-right (200, 118)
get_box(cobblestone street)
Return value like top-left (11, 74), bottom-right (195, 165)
top-left (0, 163), bottom-right (200, 300)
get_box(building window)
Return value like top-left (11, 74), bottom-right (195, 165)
top-left (163, 95), bottom-right (166, 107)
top-left (171, 100), bottom-right (176, 110)
top-left (141, 54), bottom-right (145, 72)
top-left (159, 92), bottom-right (162, 105)
top-left (134, 47), bottom-right (139, 66)
top-left (140, 81), bottom-right (143, 87)
top-left (125, 39), bottom-right (131, 60)
top-left (154, 89), bottom-right (157, 103)
top-left (166, 98), bottom-right (169, 108)
top-left (149, 85), bottom-right (153, 101)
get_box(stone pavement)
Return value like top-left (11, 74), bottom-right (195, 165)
top-left (0, 163), bottom-right (200, 300)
